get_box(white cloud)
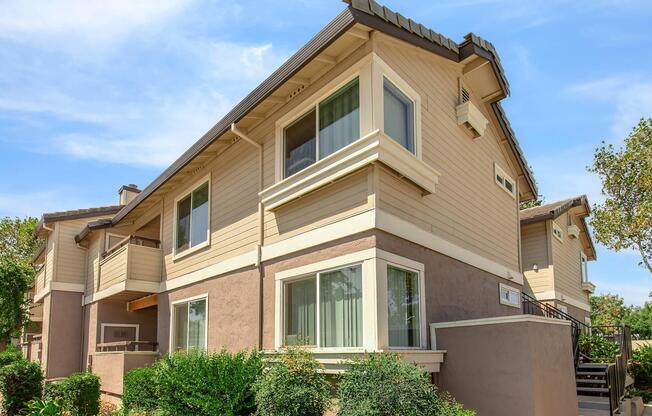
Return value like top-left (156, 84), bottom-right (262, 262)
top-left (567, 75), bottom-right (652, 140)
top-left (0, 189), bottom-right (98, 218)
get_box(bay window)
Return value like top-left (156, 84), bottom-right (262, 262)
top-left (175, 180), bottom-right (210, 255)
top-left (173, 296), bottom-right (207, 351)
top-left (387, 265), bottom-right (421, 348)
top-left (284, 264), bottom-right (363, 348)
top-left (284, 78), bottom-right (360, 178)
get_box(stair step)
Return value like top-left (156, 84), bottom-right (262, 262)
top-left (578, 363), bottom-right (609, 369)
top-left (577, 379), bottom-right (606, 385)
top-left (577, 371), bottom-right (607, 376)
top-left (577, 387), bottom-right (610, 394)
top-left (578, 395), bottom-right (611, 411)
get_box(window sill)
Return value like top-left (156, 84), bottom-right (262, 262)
top-left (261, 129), bottom-right (441, 210)
top-left (581, 281), bottom-right (595, 293)
top-left (172, 240), bottom-right (210, 262)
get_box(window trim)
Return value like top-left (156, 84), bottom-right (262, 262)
top-left (552, 222), bottom-right (564, 243)
top-left (169, 293), bottom-right (209, 352)
top-left (494, 162), bottom-right (516, 198)
top-left (172, 174), bottom-right (212, 260)
top-left (105, 233), bottom-right (127, 252)
top-left (580, 252), bottom-right (589, 283)
top-left (499, 283), bottom-right (521, 308)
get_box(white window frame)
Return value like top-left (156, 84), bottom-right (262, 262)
top-left (499, 283), bottom-right (521, 308)
top-left (552, 222), bottom-right (564, 243)
top-left (273, 52), bottom-right (423, 183)
top-left (100, 323), bottom-right (140, 350)
top-left (580, 252), bottom-right (589, 283)
top-left (274, 248), bottom-right (427, 352)
top-left (105, 233), bottom-right (127, 251)
top-left (169, 293), bottom-right (209, 352)
top-left (494, 162), bottom-right (516, 198)
top-left (172, 174), bottom-right (211, 260)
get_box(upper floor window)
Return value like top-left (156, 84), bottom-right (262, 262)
top-left (173, 296), bottom-right (207, 351)
top-left (552, 222), bottom-right (564, 243)
top-left (494, 162), bottom-right (516, 198)
top-left (580, 252), bottom-right (589, 283)
top-left (284, 78), bottom-right (360, 178)
top-left (383, 77), bottom-right (415, 154)
top-left (175, 180), bottom-right (210, 255)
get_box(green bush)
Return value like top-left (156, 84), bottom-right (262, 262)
top-left (155, 349), bottom-right (263, 416)
top-left (45, 372), bottom-right (100, 416)
top-left (629, 387), bottom-right (652, 403)
top-left (0, 359), bottom-right (43, 415)
top-left (632, 345), bottom-right (652, 389)
top-left (578, 333), bottom-right (620, 362)
top-left (338, 353), bottom-right (474, 416)
top-left (0, 344), bottom-right (23, 368)
top-left (123, 366), bottom-right (159, 413)
top-left (254, 348), bottom-right (331, 416)
top-left (25, 399), bottom-right (64, 416)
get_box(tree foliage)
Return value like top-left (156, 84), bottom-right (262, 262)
top-left (590, 293), bottom-right (652, 339)
top-left (588, 118), bottom-right (652, 273)
top-left (0, 217), bottom-right (40, 268)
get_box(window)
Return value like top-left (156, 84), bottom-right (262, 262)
top-left (553, 223), bottom-right (564, 242)
top-left (494, 163), bottom-right (516, 197)
top-left (499, 283), bottom-right (521, 308)
top-left (580, 252), bottom-right (589, 283)
top-left (284, 78), bottom-right (360, 178)
top-left (284, 265), bottom-right (362, 348)
top-left (558, 304), bottom-right (568, 314)
top-left (106, 234), bottom-right (125, 250)
top-left (387, 265), bottom-right (421, 348)
top-left (100, 324), bottom-right (139, 344)
top-left (173, 297), bottom-right (207, 351)
top-left (175, 181), bottom-right (210, 254)
top-left (383, 77), bottom-right (415, 153)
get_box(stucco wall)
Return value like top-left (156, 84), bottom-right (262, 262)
top-left (434, 318), bottom-right (578, 416)
top-left (43, 290), bottom-right (84, 379)
top-left (556, 300), bottom-right (590, 324)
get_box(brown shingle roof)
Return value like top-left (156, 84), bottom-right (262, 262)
top-left (111, 0), bottom-right (536, 225)
top-left (74, 218), bottom-right (113, 243)
top-left (520, 196), bottom-right (589, 225)
top-left (34, 205), bottom-right (122, 237)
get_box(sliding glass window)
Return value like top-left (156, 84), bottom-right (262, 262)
top-left (284, 265), bottom-right (362, 348)
top-left (173, 297), bottom-right (207, 351)
top-left (175, 181), bottom-right (209, 254)
top-left (284, 78), bottom-right (360, 178)
top-left (387, 265), bottom-right (421, 348)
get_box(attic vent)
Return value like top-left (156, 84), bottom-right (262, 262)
top-left (461, 86), bottom-right (470, 103)
top-left (288, 84), bottom-right (306, 100)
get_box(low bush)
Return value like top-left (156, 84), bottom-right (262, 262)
top-left (629, 387), bottom-right (652, 404)
top-left (122, 366), bottom-right (159, 413)
top-left (0, 344), bottom-right (23, 368)
top-left (25, 398), bottom-right (64, 416)
top-left (0, 359), bottom-right (43, 415)
top-left (632, 345), bottom-right (652, 389)
top-left (338, 353), bottom-right (474, 416)
top-left (578, 333), bottom-right (620, 363)
top-left (254, 348), bottom-right (331, 416)
top-left (155, 349), bottom-right (263, 416)
top-left (45, 372), bottom-right (100, 416)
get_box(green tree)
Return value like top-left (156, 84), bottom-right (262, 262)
top-left (588, 118), bottom-right (652, 273)
top-left (0, 217), bottom-right (40, 267)
top-left (623, 294), bottom-right (652, 339)
top-left (590, 293), bottom-right (628, 327)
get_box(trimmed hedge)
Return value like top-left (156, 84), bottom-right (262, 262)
top-left (0, 344), bottom-right (23, 368)
top-left (123, 366), bottom-right (159, 413)
top-left (254, 348), bottom-right (331, 416)
top-left (632, 345), bottom-right (652, 389)
top-left (45, 372), bottom-right (100, 416)
top-left (338, 353), bottom-right (474, 416)
top-left (155, 349), bottom-right (263, 416)
top-left (0, 359), bottom-right (43, 415)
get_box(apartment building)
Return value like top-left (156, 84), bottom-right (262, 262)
top-left (521, 196), bottom-right (597, 324)
top-left (22, 1), bottom-right (595, 414)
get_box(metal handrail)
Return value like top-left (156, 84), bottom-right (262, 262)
top-left (590, 325), bottom-right (632, 413)
top-left (96, 340), bottom-right (159, 352)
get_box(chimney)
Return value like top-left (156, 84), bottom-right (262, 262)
top-left (118, 184), bottom-right (141, 205)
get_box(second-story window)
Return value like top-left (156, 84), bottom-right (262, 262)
top-left (383, 77), bottom-right (415, 153)
top-left (284, 78), bottom-right (360, 178)
top-left (175, 181), bottom-right (209, 254)
top-left (580, 252), bottom-right (589, 283)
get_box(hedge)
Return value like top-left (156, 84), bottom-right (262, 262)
top-left (254, 348), bottom-right (331, 416)
top-left (0, 359), bottom-right (43, 415)
top-left (0, 344), bottom-right (23, 368)
top-left (155, 349), bottom-right (263, 416)
top-left (45, 372), bottom-right (100, 416)
top-left (122, 366), bottom-right (159, 413)
top-left (632, 345), bottom-right (652, 389)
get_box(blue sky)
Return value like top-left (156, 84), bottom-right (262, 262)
top-left (0, 0), bottom-right (650, 305)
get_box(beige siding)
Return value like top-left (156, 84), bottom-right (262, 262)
top-left (550, 213), bottom-right (589, 303)
top-left (99, 246), bottom-right (128, 291)
top-left (85, 232), bottom-right (103, 295)
top-left (129, 245), bottom-right (162, 282)
top-left (373, 34), bottom-right (520, 271)
top-left (521, 222), bottom-right (553, 294)
top-left (55, 218), bottom-right (92, 284)
top-left (44, 231), bottom-right (56, 285)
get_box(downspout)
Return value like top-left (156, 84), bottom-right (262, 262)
top-left (230, 123), bottom-right (265, 349)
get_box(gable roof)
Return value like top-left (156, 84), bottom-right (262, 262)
top-left (520, 196), bottom-right (590, 225)
top-left (74, 218), bottom-right (113, 243)
top-left (111, 0), bottom-right (537, 226)
top-left (34, 205), bottom-right (122, 237)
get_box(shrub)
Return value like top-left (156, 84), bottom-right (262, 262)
top-left (629, 387), bottom-right (652, 404)
top-left (254, 348), bottom-right (331, 416)
top-left (45, 372), bottom-right (100, 416)
top-left (0, 344), bottom-right (23, 368)
top-left (123, 366), bottom-right (159, 413)
top-left (338, 353), bottom-right (474, 416)
top-left (578, 333), bottom-right (620, 362)
top-left (25, 399), bottom-right (64, 416)
top-left (632, 345), bottom-right (652, 389)
top-left (0, 359), bottom-right (43, 415)
top-left (155, 349), bottom-right (263, 416)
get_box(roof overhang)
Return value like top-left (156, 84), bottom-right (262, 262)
top-left (34, 205), bottom-right (122, 238)
top-left (74, 218), bottom-right (114, 244)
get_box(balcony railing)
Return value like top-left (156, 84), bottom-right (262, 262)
top-left (589, 325), bottom-right (633, 414)
top-left (96, 340), bottom-right (158, 352)
top-left (34, 267), bottom-right (46, 293)
top-left (98, 236), bottom-right (162, 292)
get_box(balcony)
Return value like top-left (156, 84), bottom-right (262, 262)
top-left (97, 236), bottom-right (162, 298)
top-left (90, 341), bottom-right (159, 397)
